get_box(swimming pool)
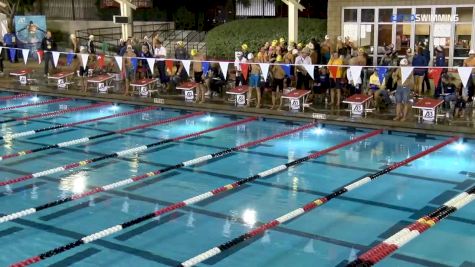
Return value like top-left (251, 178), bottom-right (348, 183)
top-left (0, 92), bottom-right (474, 267)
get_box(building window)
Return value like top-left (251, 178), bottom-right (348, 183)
top-left (379, 9), bottom-right (393, 23)
top-left (434, 23), bottom-right (451, 56)
top-left (456, 7), bottom-right (473, 22)
top-left (454, 25), bottom-right (472, 57)
top-left (415, 24), bottom-right (430, 47)
top-left (378, 25), bottom-right (392, 55)
top-left (344, 9), bottom-right (357, 22)
top-left (343, 23), bottom-right (358, 43)
top-left (361, 9), bottom-right (375, 23)
top-left (396, 24), bottom-right (411, 55)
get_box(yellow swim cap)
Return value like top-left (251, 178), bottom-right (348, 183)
top-left (272, 40), bottom-right (278, 46)
top-left (276, 55), bottom-right (283, 62)
top-left (241, 43), bottom-right (248, 51)
top-left (279, 37), bottom-right (285, 43)
top-left (191, 49), bottom-right (198, 56)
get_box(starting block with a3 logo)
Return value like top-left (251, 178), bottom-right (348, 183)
top-left (281, 89), bottom-right (311, 112)
top-left (226, 86), bottom-right (250, 107)
top-left (343, 94), bottom-right (374, 117)
top-left (412, 98), bottom-right (444, 123)
top-left (177, 82), bottom-right (197, 103)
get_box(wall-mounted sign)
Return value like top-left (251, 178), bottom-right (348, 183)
top-left (392, 14), bottom-right (459, 22)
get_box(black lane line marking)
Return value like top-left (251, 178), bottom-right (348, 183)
top-left (114, 212), bottom-right (185, 241)
top-left (48, 248), bottom-right (101, 267)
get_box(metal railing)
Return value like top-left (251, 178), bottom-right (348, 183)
top-left (74, 23), bottom-right (207, 56)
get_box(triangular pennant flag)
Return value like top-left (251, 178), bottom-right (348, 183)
top-left (328, 66), bottom-right (338, 80)
top-left (428, 68), bottom-right (443, 88)
top-left (457, 67), bottom-right (473, 89)
top-left (114, 56), bottom-right (123, 72)
top-left (282, 64), bottom-right (291, 77)
top-left (376, 67), bottom-right (388, 84)
top-left (21, 49), bottom-right (29, 65)
top-left (202, 61), bottom-right (210, 74)
top-left (219, 62), bottom-right (229, 80)
top-left (80, 53), bottom-right (89, 69)
top-left (401, 67), bottom-right (414, 84)
top-left (146, 58), bottom-right (156, 75)
top-left (182, 60), bottom-right (191, 76)
top-left (241, 63), bottom-right (249, 81)
top-left (131, 58), bottom-right (138, 71)
top-left (37, 50), bottom-right (44, 64)
top-left (52, 51), bottom-right (60, 68)
top-left (66, 53), bottom-right (74, 66)
top-left (97, 54), bottom-right (105, 69)
top-left (166, 60), bottom-right (174, 73)
top-left (9, 49), bottom-right (16, 63)
top-left (349, 66), bottom-right (363, 85)
top-left (259, 63), bottom-right (270, 81)
top-left (303, 64), bottom-right (315, 80)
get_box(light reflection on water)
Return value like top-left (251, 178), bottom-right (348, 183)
top-left (59, 171), bottom-right (88, 195)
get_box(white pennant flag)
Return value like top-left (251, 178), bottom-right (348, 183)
top-left (303, 64), bottom-right (315, 80)
top-left (80, 54), bottom-right (89, 69)
top-left (259, 63), bottom-right (270, 81)
top-left (349, 66), bottom-right (363, 85)
top-left (457, 67), bottom-right (473, 89)
top-left (219, 62), bottom-right (229, 80)
top-left (114, 56), bottom-right (123, 72)
top-left (401, 67), bottom-right (414, 84)
top-left (52, 51), bottom-right (60, 67)
top-left (0, 47), bottom-right (2, 57)
top-left (22, 49), bottom-right (29, 65)
top-left (146, 58), bottom-right (156, 75)
top-left (182, 60), bottom-right (191, 76)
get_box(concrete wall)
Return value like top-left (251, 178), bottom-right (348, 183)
top-left (328, 0), bottom-right (475, 39)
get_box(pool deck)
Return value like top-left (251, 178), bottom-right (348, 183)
top-left (1, 62), bottom-right (474, 138)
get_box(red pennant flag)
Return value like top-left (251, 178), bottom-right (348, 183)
top-left (241, 63), bottom-right (249, 81)
top-left (328, 66), bottom-right (338, 80)
top-left (97, 54), bottom-right (105, 69)
top-left (37, 50), bottom-right (44, 64)
top-left (428, 68), bottom-right (443, 87)
top-left (166, 60), bottom-right (174, 73)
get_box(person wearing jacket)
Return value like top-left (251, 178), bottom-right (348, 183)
top-left (41, 31), bottom-right (58, 77)
top-left (412, 46), bottom-right (428, 96)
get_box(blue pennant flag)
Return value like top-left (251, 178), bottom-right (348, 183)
top-left (66, 53), bottom-right (75, 66)
top-left (202, 61), bottom-right (210, 74)
top-left (282, 64), bottom-right (291, 77)
top-left (131, 58), bottom-right (138, 71)
top-left (9, 49), bottom-right (16, 63)
top-left (376, 67), bottom-right (388, 84)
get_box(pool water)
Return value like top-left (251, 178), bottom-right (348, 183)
top-left (0, 93), bottom-right (474, 267)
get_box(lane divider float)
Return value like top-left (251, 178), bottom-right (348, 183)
top-left (0, 97), bottom-right (71, 112)
top-left (0, 111), bottom-right (205, 161)
top-left (0, 106), bottom-right (156, 141)
top-left (0, 93), bottom-right (32, 101)
top-left (0, 117), bottom-right (257, 187)
top-left (347, 178), bottom-right (473, 266)
top-left (0, 122), bottom-right (316, 223)
top-left (179, 136), bottom-right (459, 267)
top-left (0, 102), bottom-right (112, 124)
top-left (9, 128), bottom-right (382, 266)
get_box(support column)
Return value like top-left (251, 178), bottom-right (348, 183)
top-left (288, 4), bottom-right (298, 43)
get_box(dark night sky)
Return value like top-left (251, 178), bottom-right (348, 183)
top-left (151, 0), bottom-right (328, 19)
